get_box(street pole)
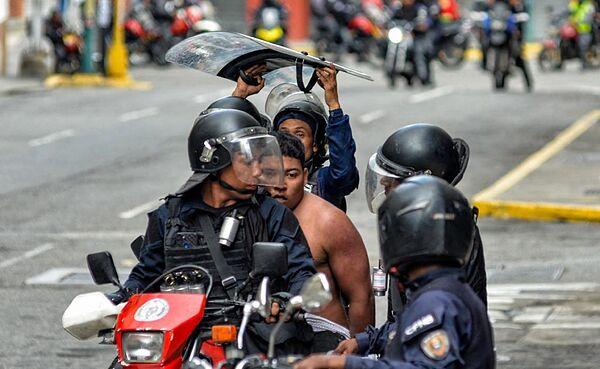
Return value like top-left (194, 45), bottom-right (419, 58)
top-left (81, 0), bottom-right (97, 73)
top-left (106, 0), bottom-right (128, 79)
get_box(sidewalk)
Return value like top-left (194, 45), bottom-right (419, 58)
top-left (474, 110), bottom-right (600, 223)
top-left (0, 76), bottom-right (45, 96)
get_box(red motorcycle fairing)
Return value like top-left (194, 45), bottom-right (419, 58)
top-left (560, 23), bottom-right (577, 40)
top-left (115, 293), bottom-right (210, 368)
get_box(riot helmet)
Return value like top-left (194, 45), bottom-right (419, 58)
top-left (205, 96), bottom-right (272, 130)
top-left (366, 123), bottom-right (469, 212)
top-left (266, 83), bottom-right (328, 171)
top-left (377, 175), bottom-right (474, 275)
top-left (185, 109), bottom-right (284, 192)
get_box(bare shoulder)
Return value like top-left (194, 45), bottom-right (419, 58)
top-left (301, 193), bottom-right (349, 224)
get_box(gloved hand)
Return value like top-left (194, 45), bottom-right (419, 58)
top-left (105, 288), bottom-right (134, 305)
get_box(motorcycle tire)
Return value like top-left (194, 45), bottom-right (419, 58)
top-left (438, 43), bottom-right (465, 70)
top-left (538, 48), bottom-right (562, 72)
top-left (150, 40), bottom-right (170, 67)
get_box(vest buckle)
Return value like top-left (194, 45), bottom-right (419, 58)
top-left (221, 276), bottom-right (237, 289)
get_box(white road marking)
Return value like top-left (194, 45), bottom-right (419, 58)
top-left (0, 243), bottom-right (54, 269)
top-left (359, 110), bottom-right (386, 124)
top-left (28, 129), bottom-right (75, 147)
top-left (474, 109), bottom-right (600, 201)
top-left (488, 282), bottom-right (600, 293)
top-left (26, 267), bottom-right (130, 285)
top-left (409, 86), bottom-right (454, 104)
top-left (194, 88), bottom-right (234, 104)
top-left (119, 107), bottom-right (159, 122)
top-left (119, 199), bottom-right (163, 219)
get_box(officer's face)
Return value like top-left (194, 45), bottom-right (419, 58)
top-left (278, 119), bottom-right (317, 161)
top-left (267, 156), bottom-right (308, 210)
top-left (381, 176), bottom-right (403, 195)
top-left (219, 165), bottom-right (257, 199)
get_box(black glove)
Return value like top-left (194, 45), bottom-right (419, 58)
top-left (105, 288), bottom-right (134, 305)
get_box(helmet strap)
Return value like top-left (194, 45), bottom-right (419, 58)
top-left (215, 176), bottom-right (256, 195)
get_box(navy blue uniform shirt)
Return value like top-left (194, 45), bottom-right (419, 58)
top-left (348, 268), bottom-right (495, 369)
top-left (123, 194), bottom-right (316, 296)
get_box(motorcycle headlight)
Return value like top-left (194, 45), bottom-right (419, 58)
top-left (122, 332), bottom-right (164, 363)
top-left (388, 27), bottom-right (404, 44)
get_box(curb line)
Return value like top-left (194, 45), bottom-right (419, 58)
top-left (474, 200), bottom-right (600, 223)
top-left (44, 74), bottom-right (152, 90)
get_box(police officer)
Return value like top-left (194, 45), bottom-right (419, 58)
top-left (233, 64), bottom-right (360, 212)
top-left (364, 124), bottom-right (487, 318)
top-left (108, 109), bottom-right (316, 330)
top-left (294, 176), bottom-right (496, 369)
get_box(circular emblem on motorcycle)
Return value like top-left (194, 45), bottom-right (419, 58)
top-left (134, 298), bottom-right (170, 322)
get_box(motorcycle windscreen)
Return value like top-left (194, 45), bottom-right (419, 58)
top-left (165, 32), bottom-right (374, 82)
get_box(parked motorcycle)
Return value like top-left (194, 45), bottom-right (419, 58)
top-left (63, 240), bottom-right (321, 369)
top-left (125, 6), bottom-right (172, 66)
top-left (253, 5), bottom-right (286, 45)
top-left (538, 10), bottom-right (599, 71)
top-left (435, 19), bottom-right (470, 69)
top-left (56, 32), bottom-right (82, 74)
top-left (384, 21), bottom-right (416, 88)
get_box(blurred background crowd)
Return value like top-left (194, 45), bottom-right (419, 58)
top-left (0, 0), bottom-right (598, 83)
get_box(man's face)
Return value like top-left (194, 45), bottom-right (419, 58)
top-left (401, 0), bottom-right (415, 7)
top-left (278, 119), bottom-right (316, 161)
top-left (268, 156), bottom-right (307, 210)
top-left (218, 165), bottom-right (257, 200)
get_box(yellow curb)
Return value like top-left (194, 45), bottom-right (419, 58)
top-left (474, 199), bottom-right (600, 223)
top-left (44, 73), bottom-right (152, 90)
top-left (464, 43), bottom-right (542, 62)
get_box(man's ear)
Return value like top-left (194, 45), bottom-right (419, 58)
top-left (312, 144), bottom-right (318, 154)
top-left (303, 168), bottom-right (308, 185)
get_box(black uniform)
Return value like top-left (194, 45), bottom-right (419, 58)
top-left (123, 189), bottom-right (316, 325)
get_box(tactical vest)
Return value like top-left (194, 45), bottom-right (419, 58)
top-left (386, 275), bottom-right (495, 369)
top-left (163, 195), bottom-right (269, 300)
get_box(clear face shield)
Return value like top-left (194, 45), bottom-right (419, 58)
top-left (221, 131), bottom-right (284, 187)
top-left (365, 153), bottom-right (404, 213)
top-left (264, 82), bottom-right (326, 121)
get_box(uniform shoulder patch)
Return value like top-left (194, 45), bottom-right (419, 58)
top-left (402, 313), bottom-right (441, 342)
top-left (420, 329), bottom-right (450, 361)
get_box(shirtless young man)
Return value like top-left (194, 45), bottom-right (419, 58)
top-left (268, 132), bottom-right (375, 351)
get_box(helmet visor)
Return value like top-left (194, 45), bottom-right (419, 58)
top-left (366, 153), bottom-right (403, 213)
top-left (223, 134), bottom-right (284, 187)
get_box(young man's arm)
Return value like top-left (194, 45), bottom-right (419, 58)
top-left (324, 210), bottom-right (374, 335)
top-left (315, 66), bottom-right (360, 200)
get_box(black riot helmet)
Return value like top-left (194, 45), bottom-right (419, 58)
top-left (266, 83), bottom-right (328, 171)
top-left (365, 123), bottom-right (470, 212)
top-left (206, 96), bottom-right (272, 130)
top-left (185, 109), bottom-right (284, 192)
top-left (377, 175), bottom-right (475, 274)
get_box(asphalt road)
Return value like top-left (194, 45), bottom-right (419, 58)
top-left (0, 59), bottom-right (599, 368)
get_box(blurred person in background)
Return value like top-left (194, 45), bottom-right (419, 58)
top-left (390, 0), bottom-right (434, 85)
top-left (569, 0), bottom-right (597, 68)
top-left (509, 0), bottom-right (533, 91)
top-left (97, 0), bottom-right (112, 75)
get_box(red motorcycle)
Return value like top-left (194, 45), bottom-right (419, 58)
top-left (538, 10), bottom-right (599, 70)
top-left (171, 4), bottom-right (221, 40)
top-left (63, 241), bottom-right (295, 369)
top-left (125, 7), bottom-right (172, 66)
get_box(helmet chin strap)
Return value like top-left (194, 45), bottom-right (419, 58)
top-left (215, 176), bottom-right (256, 195)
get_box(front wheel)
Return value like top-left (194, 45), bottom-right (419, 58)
top-left (438, 42), bottom-right (465, 69)
top-left (538, 47), bottom-right (562, 71)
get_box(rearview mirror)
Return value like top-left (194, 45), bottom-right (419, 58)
top-left (299, 273), bottom-right (332, 313)
top-left (252, 242), bottom-right (288, 278)
top-left (130, 235), bottom-right (144, 261)
top-left (87, 252), bottom-right (121, 287)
